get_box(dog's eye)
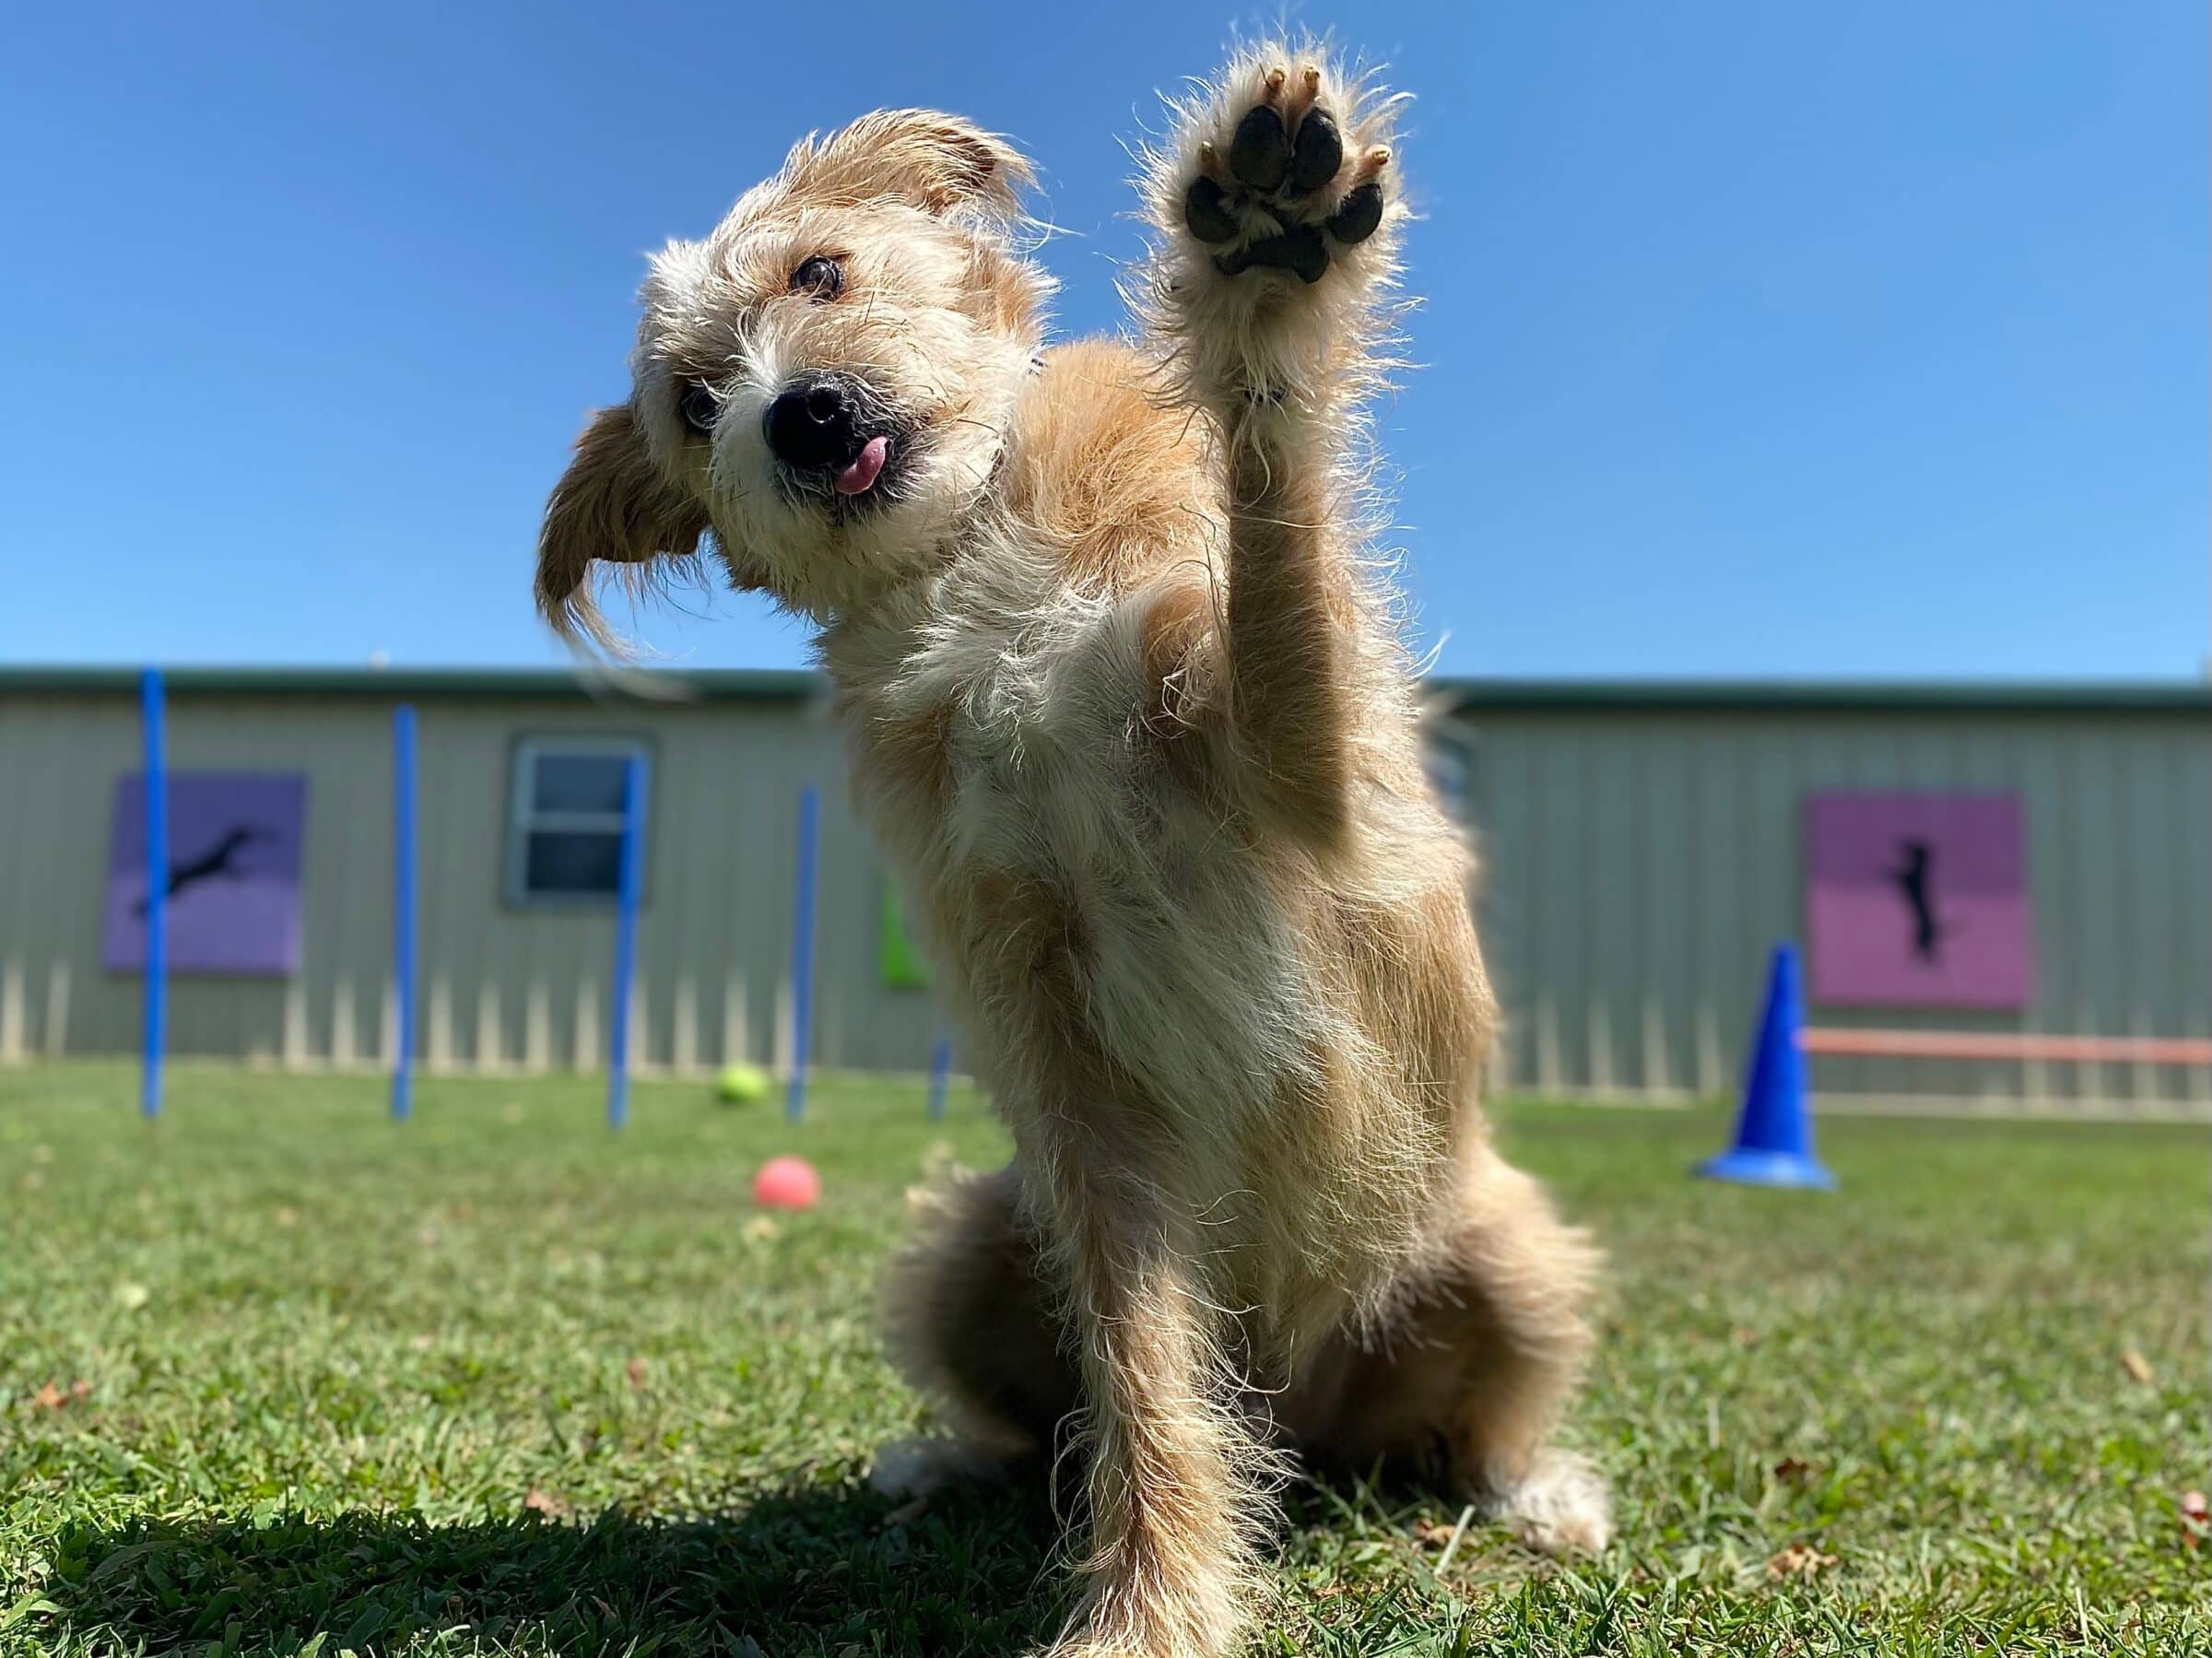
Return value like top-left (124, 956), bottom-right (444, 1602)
top-left (789, 254), bottom-right (844, 301)
top-left (676, 382), bottom-right (720, 436)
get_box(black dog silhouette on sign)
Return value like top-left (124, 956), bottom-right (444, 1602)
top-left (134, 825), bottom-right (273, 915)
top-left (1887, 838), bottom-right (1949, 963)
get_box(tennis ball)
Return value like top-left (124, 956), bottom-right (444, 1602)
top-left (715, 1063), bottom-right (771, 1104)
top-left (752, 1155), bottom-right (820, 1211)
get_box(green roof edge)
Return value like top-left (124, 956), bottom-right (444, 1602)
top-left (0, 664), bottom-right (819, 701)
top-left (0, 664), bottom-right (2205, 715)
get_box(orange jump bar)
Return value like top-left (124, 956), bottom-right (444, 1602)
top-left (1799, 1028), bottom-right (2212, 1065)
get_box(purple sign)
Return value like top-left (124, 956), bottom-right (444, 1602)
top-left (104, 773), bottom-right (307, 976)
top-left (1805, 792), bottom-right (2032, 1008)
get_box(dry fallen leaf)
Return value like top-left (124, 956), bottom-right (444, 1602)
top-left (2121, 1348), bottom-right (2155, 1386)
top-left (29, 1382), bottom-right (65, 1411)
top-left (1412, 1517), bottom-right (1456, 1549)
top-left (625, 1358), bottom-right (649, 1391)
top-left (1765, 1543), bottom-right (1839, 1581)
top-left (1733, 1326), bottom-right (1763, 1348)
top-left (522, 1488), bottom-right (567, 1517)
top-left (883, 1494), bottom-right (932, 1528)
top-left (2181, 1490), bottom-right (2209, 1552)
top-left (742, 1216), bottom-right (782, 1243)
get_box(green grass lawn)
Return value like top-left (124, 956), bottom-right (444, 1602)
top-left (0, 1063), bottom-right (2204, 1656)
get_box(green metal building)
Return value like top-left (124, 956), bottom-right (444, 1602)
top-left (2, 667), bottom-right (2204, 1115)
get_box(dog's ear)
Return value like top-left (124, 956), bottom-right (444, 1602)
top-left (536, 404), bottom-right (710, 649)
top-left (787, 110), bottom-right (1032, 223)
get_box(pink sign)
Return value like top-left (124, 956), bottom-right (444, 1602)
top-left (1805, 792), bottom-right (2032, 1008)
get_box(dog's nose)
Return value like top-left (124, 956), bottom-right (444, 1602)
top-left (764, 379), bottom-right (861, 471)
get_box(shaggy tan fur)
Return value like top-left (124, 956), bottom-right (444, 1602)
top-left (537, 40), bottom-right (1609, 1657)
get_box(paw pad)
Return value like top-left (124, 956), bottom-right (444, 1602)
top-left (1288, 108), bottom-right (1341, 194)
top-left (1213, 224), bottom-right (1328, 284)
top-left (1230, 105), bottom-right (1290, 193)
top-left (1182, 176), bottom-right (1239, 244)
top-left (1182, 76), bottom-right (1388, 287)
top-left (1325, 182), bottom-right (1383, 246)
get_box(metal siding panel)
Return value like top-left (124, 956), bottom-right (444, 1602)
top-left (1504, 725), bottom-right (1550, 1094)
top-left (1735, 723), bottom-right (1798, 1091)
top-left (4, 687), bottom-right (2204, 1114)
top-left (2112, 730), bottom-right (2168, 1108)
top-left (1586, 729), bottom-right (1632, 1093)
top-left (2170, 727), bottom-right (2212, 1108)
top-left (1685, 727), bottom-right (1741, 1099)
top-left (1795, 719), bottom-right (1876, 1100)
top-left (2061, 730), bottom-right (2120, 1103)
top-left (1535, 723), bottom-right (1590, 1093)
top-left (1468, 723), bottom-right (1535, 1094)
top-left (1635, 727), bottom-right (1695, 1096)
top-left (2014, 724), bottom-right (2081, 1099)
top-left (0, 700), bottom-right (131, 1059)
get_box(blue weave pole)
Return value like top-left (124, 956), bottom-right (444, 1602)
top-left (786, 786), bottom-right (821, 1124)
top-left (927, 1036), bottom-right (953, 1121)
top-left (390, 704), bottom-right (418, 1122)
top-left (139, 668), bottom-right (167, 1120)
top-left (608, 753), bottom-right (647, 1130)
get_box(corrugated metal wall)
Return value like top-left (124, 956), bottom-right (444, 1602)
top-left (1457, 706), bottom-right (2211, 1113)
top-left (0, 688), bottom-right (946, 1077)
top-left (3, 681), bottom-right (2205, 1111)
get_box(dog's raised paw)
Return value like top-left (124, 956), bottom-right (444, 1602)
top-left (1181, 61), bottom-right (1392, 285)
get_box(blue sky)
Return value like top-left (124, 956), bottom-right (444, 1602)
top-left (4, 1), bottom-right (2203, 680)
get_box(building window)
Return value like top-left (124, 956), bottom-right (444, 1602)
top-left (1427, 731), bottom-right (1474, 822)
top-left (505, 737), bottom-right (649, 906)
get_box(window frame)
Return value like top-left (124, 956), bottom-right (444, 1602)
top-left (501, 733), bottom-right (654, 910)
top-left (1426, 727), bottom-right (1476, 823)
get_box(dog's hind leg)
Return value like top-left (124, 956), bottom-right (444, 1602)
top-left (1138, 42), bottom-right (1406, 848)
top-left (1286, 1145), bottom-right (1613, 1557)
top-left (877, 1163), bottom-right (1079, 1495)
top-left (1431, 1147), bottom-right (1612, 1555)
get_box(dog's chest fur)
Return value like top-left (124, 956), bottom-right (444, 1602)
top-left (830, 527), bottom-right (1312, 1134)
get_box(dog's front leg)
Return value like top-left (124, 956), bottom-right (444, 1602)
top-left (1139, 43), bottom-right (1404, 851)
top-left (1032, 1145), bottom-right (1270, 1658)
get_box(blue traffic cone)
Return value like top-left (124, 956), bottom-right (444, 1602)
top-left (1696, 942), bottom-right (1837, 1190)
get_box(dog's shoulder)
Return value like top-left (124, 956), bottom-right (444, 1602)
top-left (1003, 339), bottom-right (1223, 596)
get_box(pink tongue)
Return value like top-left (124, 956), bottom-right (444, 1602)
top-left (835, 434), bottom-right (888, 496)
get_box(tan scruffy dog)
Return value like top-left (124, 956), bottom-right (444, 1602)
top-left (537, 40), bottom-right (1608, 1658)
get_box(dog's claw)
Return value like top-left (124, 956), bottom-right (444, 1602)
top-left (1288, 108), bottom-right (1341, 194)
top-left (1229, 105), bottom-right (1290, 193)
top-left (1325, 182), bottom-right (1384, 246)
top-left (1183, 176), bottom-right (1239, 244)
top-left (1213, 223), bottom-right (1329, 285)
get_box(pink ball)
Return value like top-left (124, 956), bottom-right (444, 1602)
top-left (752, 1155), bottom-right (821, 1211)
